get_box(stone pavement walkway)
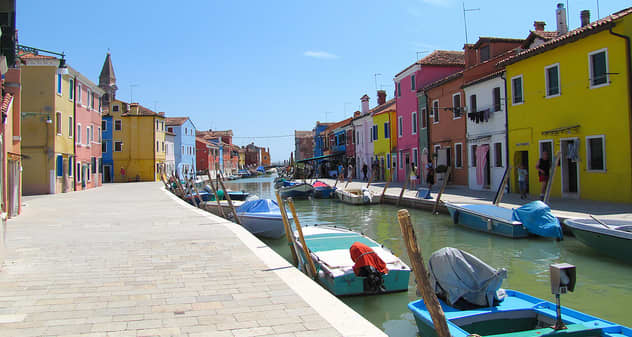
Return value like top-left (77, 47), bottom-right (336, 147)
top-left (0, 183), bottom-right (386, 337)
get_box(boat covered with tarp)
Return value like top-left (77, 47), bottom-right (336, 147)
top-left (312, 180), bottom-right (335, 199)
top-left (236, 199), bottom-right (290, 239)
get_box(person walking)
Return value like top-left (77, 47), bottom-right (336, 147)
top-left (518, 164), bottom-right (529, 200)
top-left (425, 156), bottom-right (435, 199)
top-left (362, 164), bottom-right (368, 182)
top-left (537, 151), bottom-right (551, 201)
top-left (410, 162), bottom-right (417, 190)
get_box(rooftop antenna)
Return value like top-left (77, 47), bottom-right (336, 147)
top-left (153, 100), bottom-right (158, 112)
top-left (324, 111), bottom-right (334, 121)
top-left (130, 84), bottom-right (139, 103)
top-left (596, 0), bottom-right (600, 18)
top-left (374, 73), bottom-right (382, 91)
top-left (416, 51), bottom-right (429, 60)
top-left (462, 2), bottom-right (480, 45)
top-left (344, 102), bottom-right (352, 116)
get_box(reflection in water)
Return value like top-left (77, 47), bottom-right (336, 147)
top-left (225, 176), bottom-right (632, 336)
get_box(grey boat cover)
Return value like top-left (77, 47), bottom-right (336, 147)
top-left (428, 247), bottom-right (507, 307)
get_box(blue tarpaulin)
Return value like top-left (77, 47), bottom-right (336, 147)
top-left (256, 166), bottom-right (265, 172)
top-left (512, 201), bottom-right (563, 239)
top-left (237, 199), bottom-right (280, 214)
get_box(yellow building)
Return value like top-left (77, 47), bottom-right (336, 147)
top-left (107, 100), bottom-right (165, 182)
top-left (503, 7), bottom-right (632, 202)
top-left (21, 55), bottom-right (80, 194)
top-left (238, 147), bottom-right (245, 169)
top-left (371, 99), bottom-right (397, 181)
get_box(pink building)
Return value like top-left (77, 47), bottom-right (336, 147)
top-left (73, 70), bottom-right (104, 190)
top-left (393, 50), bottom-right (464, 182)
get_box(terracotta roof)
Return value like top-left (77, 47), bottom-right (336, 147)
top-left (463, 69), bottom-right (505, 88)
top-left (0, 93), bottom-right (13, 116)
top-left (423, 71), bottom-right (464, 91)
top-left (20, 53), bottom-right (57, 60)
top-left (128, 103), bottom-right (162, 117)
top-left (501, 6), bottom-right (632, 66)
top-left (370, 98), bottom-right (396, 116)
top-left (165, 117), bottom-right (189, 126)
top-left (395, 50), bottom-right (465, 78)
top-left (520, 30), bottom-right (558, 49)
top-left (295, 130), bottom-right (313, 138)
top-left (325, 117), bottom-right (352, 133)
top-left (472, 37), bottom-right (524, 48)
top-left (197, 130), bottom-right (233, 137)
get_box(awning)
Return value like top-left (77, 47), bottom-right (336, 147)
top-left (541, 125), bottom-right (580, 136)
top-left (297, 152), bottom-right (345, 163)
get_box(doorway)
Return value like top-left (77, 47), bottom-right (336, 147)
top-left (104, 165), bottom-right (112, 183)
top-left (514, 151), bottom-right (529, 194)
top-left (561, 139), bottom-right (579, 198)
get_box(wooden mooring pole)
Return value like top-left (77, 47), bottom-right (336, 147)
top-left (380, 181), bottom-right (391, 203)
top-left (432, 166), bottom-right (451, 215)
top-left (275, 191), bottom-right (299, 265)
top-left (217, 173), bottom-right (240, 225)
top-left (543, 152), bottom-right (561, 204)
top-left (397, 171), bottom-right (411, 206)
top-left (493, 166), bottom-right (511, 206)
top-left (397, 209), bottom-right (451, 337)
top-left (286, 198), bottom-right (317, 279)
top-left (205, 172), bottom-right (226, 218)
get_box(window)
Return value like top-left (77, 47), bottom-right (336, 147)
top-left (87, 126), bottom-right (92, 145)
top-left (68, 117), bottom-right (73, 137)
top-left (384, 122), bottom-right (390, 139)
top-left (589, 49), bottom-right (608, 87)
top-left (399, 152), bottom-right (403, 169)
top-left (412, 148), bottom-right (418, 165)
top-left (471, 144), bottom-right (477, 167)
top-left (56, 155), bottom-right (63, 176)
top-left (57, 74), bottom-right (62, 95)
top-left (156, 120), bottom-right (159, 130)
top-left (77, 84), bottom-right (82, 105)
top-left (87, 89), bottom-right (93, 108)
top-left (411, 75), bottom-right (416, 91)
top-left (87, 164), bottom-right (91, 181)
top-left (434, 145), bottom-right (441, 161)
top-left (432, 100), bottom-right (440, 123)
top-left (68, 156), bottom-right (73, 176)
top-left (545, 64), bottom-right (560, 97)
top-left (114, 141), bottom-right (123, 152)
top-left (102, 141), bottom-right (107, 153)
top-left (98, 127), bottom-right (102, 143)
top-left (99, 96), bottom-right (102, 112)
top-left (398, 116), bottom-right (403, 137)
top-left (91, 157), bottom-right (97, 174)
top-left (412, 112), bottom-right (417, 135)
top-left (90, 91), bottom-right (95, 109)
top-left (69, 79), bottom-right (74, 100)
top-left (387, 153), bottom-right (391, 169)
top-left (157, 141), bottom-right (160, 152)
top-left (494, 142), bottom-right (503, 167)
top-left (493, 87), bottom-right (501, 112)
top-left (102, 120), bottom-right (107, 131)
top-left (113, 105), bottom-right (119, 112)
top-left (539, 140), bottom-right (553, 159)
top-left (162, 142), bottom-right (165, 152)
top-left (586, 135), bottom-right (606, 171)
top-left (168, 127), bottom-right (173, 133)
top-left (469, 95), bottom-right (477, 115)
top-left (480, 45), bottom-right (490, 62)
top-left (421, 108), bottom-right (427, 129)
top-left (512, 76), bottom-right (523, 104)
top-left (76, 163), bottom-right (81, 182)
top-left (397, 82), bottom-right (401, 97)
top-left (452, 93), bottom-right (461, 118)
top-left (114, 120), bottom-right (122, 131)
top-left (76, 124), bottom-right (82, 145)
top-left (455, 143), bottom-right (463, 168)
top-left (56, 112), bottom-right (62, 135)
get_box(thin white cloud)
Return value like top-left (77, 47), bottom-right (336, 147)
top-left (421, 0), bottom-right (454, 7)
top-left (304, 51), bottom-right (339, 60)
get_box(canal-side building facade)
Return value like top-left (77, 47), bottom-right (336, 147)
top-left (101, 115), bottom-right (113, 182)
top-left (165, 131), bottom-right (175, 176)
top-left (502, 7), bottom-right (632, 202)
top-left (394, 50), bottom-right (465, 182)
top-left (462, 37), bottom-right (523, 191)
top-left (352, 95), bottom-right (374, 180)
top-left (294, 130), bottom-right (313, 161)
top-left (166, 117), bottom-right (196, 179)
top-left (313, 122), bottom-right (332, 159)
top-left (371, 95), bottom-right (397, 181)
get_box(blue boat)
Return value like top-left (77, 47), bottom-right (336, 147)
top-left (409, 289), bottom-right (631, 337)
top-left (312, 180), bottom-right (335, 199)
top-left (444, 201), bottom-right (563, 239)
top-left (278, 182), bottom-right (314, 199)
top-left (293, 225), bottom-right (410, 296)
top-left (236, 199), bottom-right (291, 239)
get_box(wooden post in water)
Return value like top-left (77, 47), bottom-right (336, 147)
top-left (217, 173), bottom-right (241, 225)
top-left (366, 169), bottom-right (374, 189)
top-left (286, 198), bottom-right (317, 279)
top-left (275, 191), bottom-right (299, 265)
top-left (397, 209), bottom-right (451, 337)
top-left (380, 181), bottom-right (391, 203)
top-left (205, 171), bottom-right (226, 217)
top-left (397, 171), bottom-right (411, 206)
top-left (174, 172), bottom-right (186, 198)
top-left (543, 152), bottom-right (561, 204)
top-left (493, 166), bottom-right (511, 206)
top-left (433, 166), bottom-right (452, 215)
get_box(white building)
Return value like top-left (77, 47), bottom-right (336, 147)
top-left (165, 131), bottom-right (175, 176)
top-left (352, 95), bottom-right (374, 180)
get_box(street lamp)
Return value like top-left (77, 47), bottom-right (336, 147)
top-left (16, 44), bottom-right (67, 74)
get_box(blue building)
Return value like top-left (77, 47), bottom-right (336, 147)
top-left (101, 116), bottom-right (113, 182)
top-left (332, 127), bottom-right (347, 154)
top-left (166, 117), bottom-right (197, 179)
top-left (313, 122), bottom-right (332, 158)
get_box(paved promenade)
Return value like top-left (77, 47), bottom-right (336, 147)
top-left (0, 183), bottom-right (386, 337)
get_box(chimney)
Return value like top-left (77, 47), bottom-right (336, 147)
top-left (556, 3), bottom-right (568, 35)
top-left (534, 21), bottom-right (546, 31)
top-left (377, 90), bottom-right (386, 105)
top-left (360, 94), bottom-right (370, 115)
top-left (354, 110), bottom-right (361, 118)
top-left (580, 10), bottom-right (590, 27)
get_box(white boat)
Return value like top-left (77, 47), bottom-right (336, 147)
top-left (236, 199), bottom-right (291, 239)
top-left (335, 187), bottom-right (379, 205)
top-left (563, 218), bottom-right (632, 263)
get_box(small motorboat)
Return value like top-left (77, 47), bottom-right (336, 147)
top-left (445, 201), bottom-right (563, 239)
top-left (408, 247), bottom-right (631, 337)
top-left (226, 190), bottom-right (250, 201)
top-left (564, 218), bottom-right (632, 263)
top-left (335, 187), bottom-right (379, 205)
top-left (236, 199), bottom-right (291, 239)
top-left (292, 225), bottom-right (410, 296)
top-left (312, 180), bottom-right (335, 199)
top-left (237, 169), bottom-right (252, 178)
top-left (278, 182), bottom-right (314, 199)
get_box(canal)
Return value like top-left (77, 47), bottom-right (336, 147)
top-left (224, 176), bottom-right (632, 336)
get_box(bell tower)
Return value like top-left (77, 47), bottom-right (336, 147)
top-left (98, 52), bottom-right (117, 107)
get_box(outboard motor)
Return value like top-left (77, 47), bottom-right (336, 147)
top-left (350, 242), bottom-right (388, 294)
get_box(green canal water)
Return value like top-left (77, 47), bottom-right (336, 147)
top-left (224, 176), bottom-right (632, 336)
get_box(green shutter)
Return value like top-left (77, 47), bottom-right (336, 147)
top-left (592, 52), bottom-right (607, 85)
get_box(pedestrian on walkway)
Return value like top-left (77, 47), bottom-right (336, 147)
top-left (537, 151), bottom-right (551, 201)
top-left (518, 164), bottom-right (528, 200)
top-left (362, 164), bottom-right (368, 182)
top-left (410, 162), bottom-right (417, 190)
top-left (425, 156), bottom-right (435, 195)
top-left (347, 163), bottom-right (353, 180)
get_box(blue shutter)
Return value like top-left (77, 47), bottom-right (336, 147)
top-left (68, 156), bottom-right (73, 176)
top-left (56, 155), bottom-right (63, 176)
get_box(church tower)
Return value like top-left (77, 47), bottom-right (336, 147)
top-left (98, 52), bottom-right (117, 107)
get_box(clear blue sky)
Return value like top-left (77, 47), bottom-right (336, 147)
top-left (18, 0), bottom-right (629, 162)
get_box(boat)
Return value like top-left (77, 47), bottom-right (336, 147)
top-left (292, 225), bottom-right (410, 296)
top-left (335, 187), bottom-right (379, 205)
top-left (563, 218), bottom-right (632, 262)
top-left (312, 180), bottom-right (335, 199)
top-left (408, 247), bottom-right (632, 337)
top-left (237, 169), bottom-right (252, 178)
top-left (265, 167), bottom-right (277, 175)
top-left (236, 199), bottom-right (291, 239)
top-left (202, 199), bottom-right (245, 217)
top-left (444, 201), bottom-right (563, 239)
top-left (226, 190), bottom-right (250, 201)
top-left (278, 182), bottom-right (314, 199)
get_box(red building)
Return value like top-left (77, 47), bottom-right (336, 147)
top-left (196, 137), bottom-right (218, 174)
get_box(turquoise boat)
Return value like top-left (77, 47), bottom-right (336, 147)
top-left (445, 202), bottom-right (529, 238)
top-left (293, 225), bottom-right (410, 296)
top-left (564, 218), bottom-right (632, 263)
top-left (409, 289), bottom-right (632, 337)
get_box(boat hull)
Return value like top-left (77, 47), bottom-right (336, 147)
top-left (226, 191), bottom-right (249, 201)
top-left (279, 184), bottom-right (314, 199)
top-left (238, 214), bottom-right (287, 239)
top-left (335, 189), bottom-right (379, 205)
top-left (564, 218), bottom-right (632, 263)
top-left (313, 186), bottom-right (334, 199)
top-left (445, 203), bottom-right (529, 238)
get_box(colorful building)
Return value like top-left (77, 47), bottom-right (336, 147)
top-left (352, 95), bottom-right (374, 179)
top-left (260, 146), bottom-right (271, 167)
top-left (312, 122), bottom-right (332, 158)
top-left (166, 117), bottom-right (197, 179)
top-left (394, 50), bottom-right (465, 182)
top-left (371, 93), bottom-right (397, 181)
top-left (196, 136), bottom-right (218, 175)
top-left (502, 6), bottom-right (632, 202)
top-left (101, 115), bottom-right (113, 182)
top-left (294, 130), bottom-right (313, 161)
top-left (165, 131), bottom-right (175, 175)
